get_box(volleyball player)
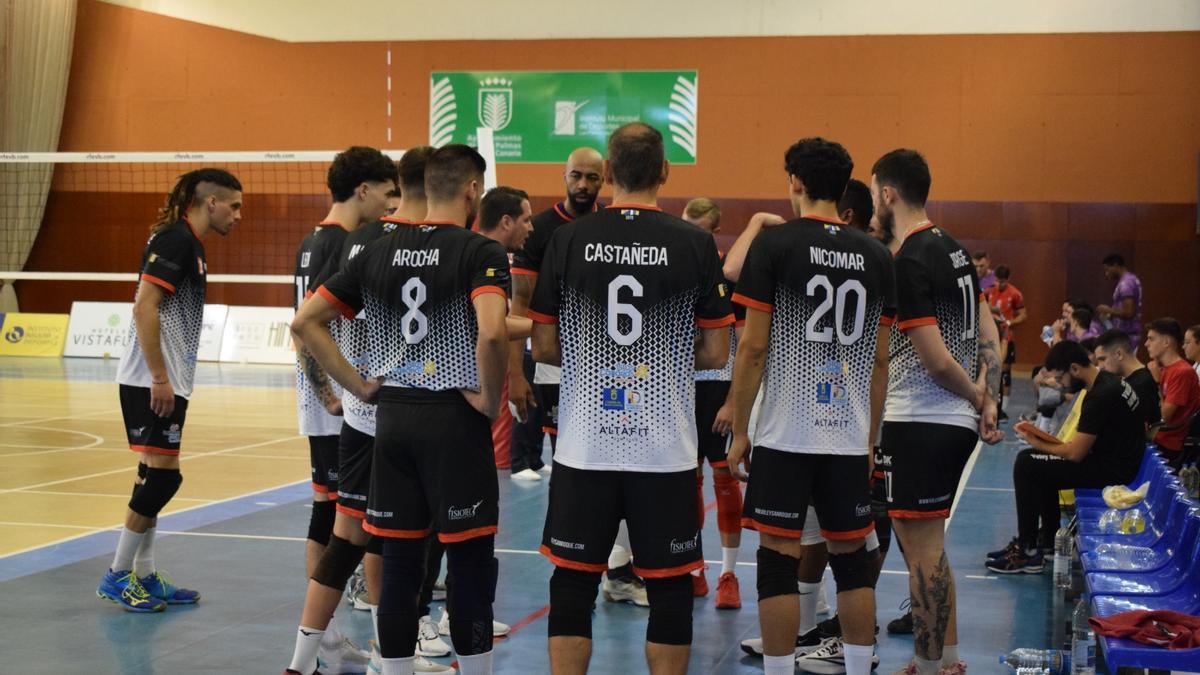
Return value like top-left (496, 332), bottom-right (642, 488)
top-left (98, 168), bottom-right (241, 612)
top-left (292, 144), bottom-right (508, 675)
top-left (870, 149), bottom-right (1004, 675)
top-left (531, 122), bottom-right (733, 674)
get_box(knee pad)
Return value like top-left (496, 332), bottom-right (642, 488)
top-left (829, 546), bottom-right (876, 592)
top-left (548, 567), bottom-right (601, 639)
top-left (713, 471), bottom-right (743, 535)
top-left (365, 535), bottom-right (383, 555)
top-left (128, 468), bottom-right (182, 518)
top-left (311, 534), bottom-right (366, 590)
top-left (872, 509), bottom-right (892, 557)
top-left (645, 574), bottom-right (693, 646)
top-left (307, 500), bottom-right (336, 546)
top-left (756, 547), bottom-right (800, 601)
top-left (377, 538), bottom-right (426, 659)
top-left (446, 536), bottom-right (497, 656)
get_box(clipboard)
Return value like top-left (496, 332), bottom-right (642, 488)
top-left (1015, 420), bottom-right (1063, 445)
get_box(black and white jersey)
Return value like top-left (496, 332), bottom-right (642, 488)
top-left (695, 278), bottom-right (744, 382)
top-left (294, 221), bottom-right (349, 437)
top-left (884, 223), bottom-right (982, 430)
top-left (513, 201), bottom-right (600, 386)
top-left (733, 217), bottom-right (896, 455)
top-left (116, 219), bottom-right (207, 399)
top-left (318, 221), bottom-right (510, 391)
top-left (529, 204), bottom-right (734, 473)
top-left (335, 217), bottom-right (411, 436)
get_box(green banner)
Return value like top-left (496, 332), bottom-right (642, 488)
top-left (429, 70), bottom-right (698, 164)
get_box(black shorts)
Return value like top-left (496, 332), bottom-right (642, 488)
top-left (537, 383), bottom-right (560, 436)
top-left (1005, 339), bottom-right (1017, 366)
top-left (695, 380), bottom-right (731, 466)
top-left (119, 384), bottom-right (189, 456)
top-left (309, 435), bottom-right (340, 497)
top-left (541, 462), bottom-right (703, 578)
top-left (742, 447), bottom-right (873, 541)
top-left (879, 422), bottom-right (978, 519)
top-left (336, 423), bottom-right (374, 518)
top-left (365, 388), bottom-right (498, 543)
top-left (870, 445), bottom-right (888, 514)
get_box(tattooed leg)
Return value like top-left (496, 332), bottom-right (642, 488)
top-left (894, 518), bottom-right (954, 663)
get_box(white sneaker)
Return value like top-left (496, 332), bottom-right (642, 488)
top-left (738, 626), bottom-right (824, 657)
top-left (345, 564), bottom-right (365, 606)
top-left (368, 641), bottom-right (456, 674)
top-left (432, 579), bottom-right (447, 601)
top-left (538, 464), bottom-right (552, 475)
top-left (436, 608), bottom-right (511, 637)
top-left (602, 573), bottom-right (649, 607)
top-left (417, 614), bottom-right (452, 657)
top-left (318, 635), bottom-right (371, 675)
top-left (511, 468), bottom-right (542, 481)
top-left (816, 576), bottom-right (832, 616)
top-left (794, 637), bottom-right (879, 674)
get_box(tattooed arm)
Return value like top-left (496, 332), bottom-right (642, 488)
top-left (302, 344), bottom-right (343, 415)
top-left (977, 302), bottom-right (1004, 444)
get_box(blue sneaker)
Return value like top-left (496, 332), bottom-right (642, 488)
top-left (97, 569), bottom-right (166, 612)
top-left (139, 570), bottom-right (201, 604)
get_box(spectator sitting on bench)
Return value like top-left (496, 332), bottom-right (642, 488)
top-left (985, 340), bottom-right (1147, 574)
top-left (1145, 317), bottom-right (1200, 472)
top-left (1094, 329), bottom-right (1161, 431)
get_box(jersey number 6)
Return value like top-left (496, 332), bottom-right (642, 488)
top-left (607, 275), bottom-right (643, 346)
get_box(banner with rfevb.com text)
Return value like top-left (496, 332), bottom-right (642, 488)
top-left (429, 70), bottom-right (699, 164)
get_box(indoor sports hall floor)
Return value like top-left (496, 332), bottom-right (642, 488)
top-left (0, 357), bottom-right (1063, 673)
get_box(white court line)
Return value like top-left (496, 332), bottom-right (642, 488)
top-left (0, 434), bottom-right (304, 495)
top-left (946, 441), bottom-right (984, 530)
top-left (17, 489), bottom-right (213, 503)
top-left (0, 427), bottom-right (106, 456)
top-left (0, 408), bottom-right (119, 428)
top-left (158, 530), bottom-right (305, 543)
top-left (0, 477), bottom-right (308, 560)
top-left (0, 520), bottom-right (108, 530)
top-left (964, 486), bottom-right (1014, 493)
top-left (964, 574), bottom-right (997, 580)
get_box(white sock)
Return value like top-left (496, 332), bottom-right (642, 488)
top-left (288, 626), bottom-right (324, 674)
top-left (941, 643), bottom-right (960, 667)
top-left (458, 651), bottom-right (494, 675)
top-left (721, 547), bottom-right (738, 576)
top-left (915, 656), bottom-right (941, 675)
top-left (797, 581), bottom-right (820, 634)
top-left (1036, 414), bottom-right (1053, 433)
top-left (111, 527), bottom-right (146, 573)
top-left (764, 654), bottom-right (794, 675)
top-left (370, 604), bottom-right (380, 646)
top-left (380, 656), bottom-right (414, 675)
top-left (134, 526), bottom-right (156, 576)
top-left (843, 643), bottom-right (874, 675)
top-left (319, 621), bottom-right (342, 654)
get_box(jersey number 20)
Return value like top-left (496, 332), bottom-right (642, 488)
top-left (805, 275), bottom-right (866, 345)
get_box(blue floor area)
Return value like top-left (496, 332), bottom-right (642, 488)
top-left (0, 360), bottom-right (1062, 673)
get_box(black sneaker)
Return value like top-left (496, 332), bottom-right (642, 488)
top-left (816, 614), bottom-right (841, 639)
top-left (986, 537), bottom-right (1021, 561)
top-left (886, 599), bottom-right (913, 635)
top-left (985, 548), bottom-right (1045, 574)
top-left (738, 626), bottom-right (824, 657)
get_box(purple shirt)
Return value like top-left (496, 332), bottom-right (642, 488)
top-left (1111, 271), bottom-right (1143, 342)
top-left (979, 270), bottom-right (996, 291)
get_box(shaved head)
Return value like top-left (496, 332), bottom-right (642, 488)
top-left (563, 146), bottom-right (603, 216)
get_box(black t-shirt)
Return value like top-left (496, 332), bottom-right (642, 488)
top-left (510, 200), bottom-right (599, 276)
top-left (529, 204), bottom-right (733, 472)
top-left (1124, 367), bottom-right (1162, 427)
top-left (318, 222), bottom-right (510, 391)
top-left (885, 223), bottom-right (982, 431)
top-left (294, 221), bottom-right (350, 309)
top-left (1077, 369), bottom-right (1147, 480)
top-left (733, 217), bottom-right (897, 455)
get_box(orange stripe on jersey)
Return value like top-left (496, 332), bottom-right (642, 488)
top-left (634, 559), bottom-right (705, 579)
top-left (335, 504), bottom-right (366, 520)
top-left (741, 517), bottom-right (804, 539)
top-left (438, 525), bottom-right (498, 543)
top-left (303, 289), bottom-right (314, 301)
top-left (888, 508), bottom-right (950, 520)
top-left (541, 426), bottom-right (558, 435)
top-left (142, 274), bottom-right (176, 294)
top-left (511, 267), bottom-right (538, 277)
top-left (731, 292), bottom-right (773, 313)
top-left (527, 309), bottom-right (557, 324)
top-left (129, 444), bottom-right (179, 456)
top-left (696, 314), bottom-right (735, 329)
top-left (470, 285), bottom-right (507, 301)
top-left (606, 202), bottom-right (663, 212)
top-left (820, 524), bottom-right (876, 541)
top-left (880, 315), bottom-right (897, 326)
top-left (362, 522), bottom-right (430, 539)
top-left (897, 317), bottom-right (937, 331)
top-left (316, 285), bottom-right (356, 320)
top-left (538, 545), bottom-right (609, 573)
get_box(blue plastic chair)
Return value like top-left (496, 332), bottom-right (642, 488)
top-left (1075, 446), bottom-right (1162, 505)
top-left (1078, 490), bottom-right (1188, 549)
top-left (1079, 502), bottom-right (1200, 572)
top-left (1085, 512), bottom-right (1200, 595)
top-left (1077, 461), bottom-right (1176, 520)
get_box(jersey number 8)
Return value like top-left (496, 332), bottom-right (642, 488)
top-left (401, 277), bottom-right (428, 344)
top-left (805, 275), bottom-right (866, 345)
top-left (607, 275), bottom-right (643, 345)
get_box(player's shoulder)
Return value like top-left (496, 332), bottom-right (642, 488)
top-left (532, 202), bottom-right (569, 229)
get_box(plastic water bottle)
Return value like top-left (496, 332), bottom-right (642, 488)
top-left (999, 648), bottom-right (1069, 673)
top-left (1097, 509), bottom-right (1121, 534)
top-left (1119, 508), bottom-right (1145, 535)
top-left (1041, 325), bottom-right (1055, 345)
top-left (1071, 600), bottom-right (1096, 674)
top-left (1053, 525), bottom-right (1072, 589)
